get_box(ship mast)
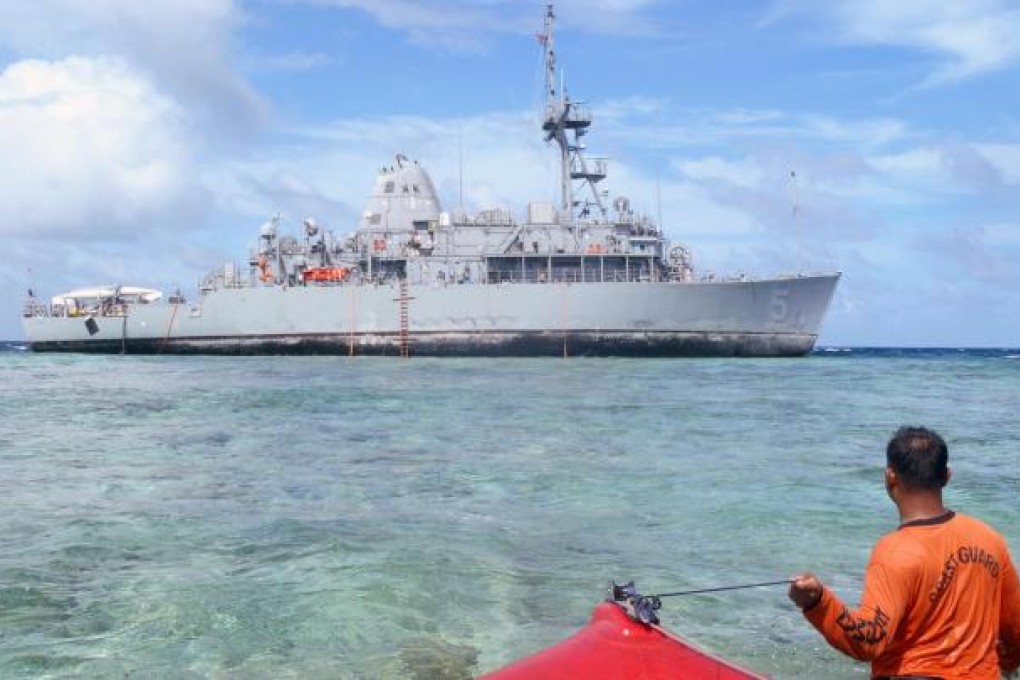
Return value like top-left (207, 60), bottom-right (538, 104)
top-left (541, 3), bottom-right (608, 223)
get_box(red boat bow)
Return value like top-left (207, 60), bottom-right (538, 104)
top-left (482, 602), bottom-right (769, 679)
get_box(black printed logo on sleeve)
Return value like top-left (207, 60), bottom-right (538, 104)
top-left (836, 606), bottom-right (890, 645)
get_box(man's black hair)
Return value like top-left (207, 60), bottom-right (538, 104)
top-left (886, 426), bottom-right (949, 490)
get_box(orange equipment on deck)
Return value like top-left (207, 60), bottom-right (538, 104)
top-left (302, 267), bottom-right (350, 284)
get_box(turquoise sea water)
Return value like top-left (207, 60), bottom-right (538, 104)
top-left (0, 346), bottom-right (1017, 679)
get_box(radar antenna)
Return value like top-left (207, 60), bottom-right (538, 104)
top-left (790, 170), bottom-right (803, 274)
top-left (540, 3), bottom-right (608, 223)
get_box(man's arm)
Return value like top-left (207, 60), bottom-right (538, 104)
top-left (999, 550), bottom-right (1020, 675)
top-left (789, 561), bottom-right (908, 662)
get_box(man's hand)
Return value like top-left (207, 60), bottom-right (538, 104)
top-left (789, 572), bottom-right (824, 610)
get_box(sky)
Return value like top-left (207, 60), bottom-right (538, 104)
top-left (1, 0), bottom-right (1019, 347)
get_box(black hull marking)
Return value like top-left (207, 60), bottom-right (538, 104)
top-left (29, 330), bottom-right (818, 358)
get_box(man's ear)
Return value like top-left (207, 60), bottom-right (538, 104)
top-left (885, 467), bottom-right (897, 495)
top-left (942, 466), bottom-right (952, 488)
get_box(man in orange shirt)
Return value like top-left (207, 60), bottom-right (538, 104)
top-left (789, 426), bottom-right (1020, 679)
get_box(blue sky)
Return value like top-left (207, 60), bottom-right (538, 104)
top-left (2, 0), bottom-right (1019, 346)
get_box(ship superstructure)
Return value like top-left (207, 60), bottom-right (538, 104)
top-left (22, 3), bottom-right (840, 357)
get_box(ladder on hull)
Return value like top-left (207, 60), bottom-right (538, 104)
top-left (396, 278), bottom-right (412, 358)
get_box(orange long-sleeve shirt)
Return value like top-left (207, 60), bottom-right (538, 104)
top-left (804, 511), bottom-right (1020, 679)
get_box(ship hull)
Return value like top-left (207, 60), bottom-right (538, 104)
top-left (23, 274), bottom-right (839, 358)
top-left (24, 330), bottom-right (819, 357)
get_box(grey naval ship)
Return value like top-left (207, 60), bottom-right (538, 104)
top-left (22, 4), bottom-right (840, 357)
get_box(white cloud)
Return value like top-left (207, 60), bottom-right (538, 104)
top-left (776, 0), bottom-right (1020, 85)
top-left (293, 0), bottom-right (664, 48)
top-left (868, 148), bottom-right (957, 191)
top-left (835, 1), bottom-right (1020, 83)
top-left (674, 156), bottom-right (766, 188)
top-left (977, 143), bottom-right (1020, 185)
top-left (0, 0), bottom-right (262, 133)
top-left (591, 99), bottom-right (911, 153)
top-left (983, 222), bottom-right (1020, 246)
top-left (0, 57), bottom-right (199, 239)
top-left (246, 52), bottom-right (331, 73)
top-left (850, 142), bottom-right (1015, 204)
top-left (796, 114), bottom-right (908, 149)
top-left (914, 224), bottom-right (1018, 287)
